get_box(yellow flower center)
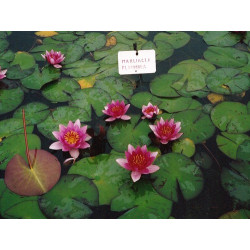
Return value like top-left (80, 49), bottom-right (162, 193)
top-left (111, 106), bottom-right (122, 113)
top-left (64, 131), bottom-right (80, 144)
top-left (145, 107), bottom-right (155, 114)
top-left (132, 154), bottom-right (147, 169)
top-left (160, 125), bottom-right (173, 136)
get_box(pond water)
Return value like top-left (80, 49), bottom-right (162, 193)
top-left (0, 31), bottom-right (249, 219)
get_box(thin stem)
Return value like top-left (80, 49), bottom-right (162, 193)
top-left (22, 109), bottom-right (33, 169)
top-left (202, 142), bottom-right (221, 171)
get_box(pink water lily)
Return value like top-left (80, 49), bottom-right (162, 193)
top-left (116, 144), bottom-right (159, 182)
top-left (142, 102), bottom-right (159, 119)
top-left (0, 66), bottom-right (7, 80)
top-left (149, 117), bottom-right (183, 144)
top-left (41, 49), bottom-right (65, 68)
top-left (102, 100), bottom-right (131, 122)
top-left (49, 119), bottom-right (91, 162)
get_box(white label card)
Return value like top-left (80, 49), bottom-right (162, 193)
top-left (118, 49), bottom-right (156, 75)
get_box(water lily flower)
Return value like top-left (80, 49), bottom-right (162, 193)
top-left (116, 144), bottom-right (159, 182)
top-left (102, 100), bottom-right (131, 122)
top-left (49, 119), bottom-right (91, 162)
top-left (0, 66), bottom-right (7, 80)
top-left (149, 117), bottom-right (183, 144)
top-left (142, 102), bottom-right (159, 119)
top-left (41, 49), bottom-right (65, 68)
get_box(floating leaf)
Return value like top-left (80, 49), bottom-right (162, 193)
top-left (107, 114), bottom-right (151, 152)
top-left (152, 153), bottom-right (204, 202)
top-left (0, 39), bottom-right (8, 52)
top-left (35, 31), bottom-right (59, 37)
top-left (21, 65), bottom-right (61, 90)
top-left (52, 33), bottom-right (78, 42)
top-left (219, 209), bottom-right (250, 219)
top-left (77, 75), bottom-right (96, 89)
top-left (237, 140), bottom-right (250, 161)
top-left (0, 133), bottom-right (41, 170)
top-left (207, 93), bottom-right (224, 104)
top-left (39, 175), bottom-right (98, 219)
top-left (5, 149), bottom-right (61, 196)
top-left (0, 49), bottom-right (15, 62)
top-left (42, 78), bottom-right (80, 102)
top-left (172, 138), bottom-right (196, 157)
top-left (206, 68), bottom-right (250, 95)
top-left (0, 87), bottom-right (24, 115)
top-left (37, 106), bottom-right (91, 140)
top-left (13, 102), bottom-right (50, 125)
top-left (211, 102), bottom-right (250, 133)
top-left (68, 153), bottom-right (131, 205)
top-left (111, 180), bottom-right (173, 219)
top-left (130, 91), bottom-right (162, 108)
top-left (221, 161), bottom-right (250, 207)
top-left (204, 46), bottom-right (248, 68)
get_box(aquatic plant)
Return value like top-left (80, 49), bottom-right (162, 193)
top-left (102, 100), bottom-right (131, 122)
top-left (41, 49), bottom-right (65, 68)
top-left (0, 66), bottom-right (7, 79)
top-left (141, 102), bottom-right (159, 119)
top-left (49, 119), bottom-right (91, 163)
top-left (149, 117), bottom-right (183, 144)
top-left (116, 144), bottom-right (159, 182)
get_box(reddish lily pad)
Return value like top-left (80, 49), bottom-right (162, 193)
top-left (5, 149), bottom-right (61, 196)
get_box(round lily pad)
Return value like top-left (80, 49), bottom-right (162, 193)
top-left (107, 114), bottom-right (151, 152)
top-left (0, 133), bottom-right (41, 170)
top-left (204, 46), bottom-right (248, 68)
top-left (0, 39), bottom-right (8, 52)
top-left (219, 209), bottom-right (250, 219)
top-left (172, 138), bottom-right (196, 157)
top-left (42, 78), bottom-right (80, 102)
top-left (52, 33), bottom-right (78, 42)
top-left (13, 102), bottom-right (50, 125)
top-left (221, 161), bottom-right (250, 207)
top-left (0, 87), bottom-right (24, 115)
top-left (68, 153), bottom-right (131, 205)
top-left (111, 180), bottom-right (173, 219)
top-left (5, 149), bottom-right (61, 196)
top-left (237, 140), bottom-right (250, 161)
top-left (211, 102), bottom-right (250, 133)
top-left (0, 49), bottom-right (15, 62)
top-left (206, 68), bottom-right (250, 95)
top-left (39, 175), bottom-right (99, 219)
top-left (37, 106), bottom-right (91, 140)
top-left (152, 153), bottom-right (204, 202)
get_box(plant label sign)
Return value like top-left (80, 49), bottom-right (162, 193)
top-left (118, 49), bottom-right (156, 75)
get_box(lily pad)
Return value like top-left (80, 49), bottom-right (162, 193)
top-left (204, 46), bottom-right (248, 68)
top-left (219, 209), bottom-right (250, 219)
top-left (0, 39), bottom-right (8, 52)
top-left (39, 175), bottom-right (98, 219)
top-left (5, 149), bottom-right (61, 196)
top-left (0, 87), bottom-right (24, 115)
top-left (172, 138), bottom-right (196, 157)
top-left (206, 68), bottom-right (250, 95)
top-left (152, 153), bottom-right (204, 202)
top-left (203, 31), bottom-right (241, 47)
top-left (68, 153), bottom-right (131, 205)
top-left (13, 102), bottom-right (50, 125)
top-left (37, 106), bottom-right (91, 140)
top-left (237, 140), bottom-right (250, 161)
top-left (42, 78), bottom-right (80, 102)
top-left (216, 132), bottom-right (249, 160)
top-left (52, 33), bottom-right (78, 42)
top-left (168, 59), bottom-right (216, 92)
top-left (69, 88), bottom-right (111, 117)
top-left (21, 65), bottom-right (61, 90)
top-left (107, 114), bottom-right (151, 152)
top-left (111, 180), bottom-right (173, 219)
top-left (0, 133), bottom-right (41, 170)
top-left (221, 161), bottom-right (250, 207)
top-left (130, 91), bottom-right (162, 108)
top-left (211, 102), bottom-right (250, 133)
top-left (0, 50), bottom-right (15, 62)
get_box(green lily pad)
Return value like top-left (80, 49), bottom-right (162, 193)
top-left (0, 59), bottom-right (9, 69)
top-left (37, 106), bottom-right (91, 140)
top-left (69, 88), bottom-right (111, 117)
top-left (0, 118), bottom-right (34, 138)
top-left (111, 180), bottom-right (173, 219)
top-left (39, 175), bottom-right (99, 219)
top-left (130, 91), bottom-right (161, 109)
top-left (152, 153), bottom-right (204, 202)
top-left (42, 78), bottom-right (80, 102)
top-left (206, 68), bottom-right (250, 95)
top-left (240, 52), bottom-right (250, 73)
top-left (168, 59), bottom-right (216, 92)
top-left (107, 114), bottom-right (151, 152)
top-left (0, 87), bottom-right (24, 115)
top-left (204, 46), bottom-right (248, 68)
top-left (0, 50), bottom-right (15, 62)
top-left (0, 39), bottom-right (8, 52)
top-left (52, 33), bottom-right (78, 42)
top-left (203, 31), bottom-right (241, 47)
top-left (211, 102), bottom-right (250, 133)
top-left (13, 102), bottom-right (50, 125)
top-left (172, 138), bottom-right (196, 157)
top-left (221, 161), bottom-right (250, 207)
top-left (237, 140), bottom-right (250, 161)
top-left (63, 59), bottom-right (99, 78)
top-left (68, 153), bottom-right (131, 205)
top-left (216, 132), bottom-right (249, 160)
top-left (21, 65), bottom-right (61, 90)
top-left (0, 133), bottom-right (41, 170)
top-left (75, 32), bottom-right (106, 52)
top-left (219, 209), bottom-right (250, 219)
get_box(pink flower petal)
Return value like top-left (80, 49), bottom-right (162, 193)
top-left (63, 158), bottom-right (75, 165)
top-left (116, 158), bottom-right (131, 170)
top-left (131, 171), bottom-right (141, 182)
top-left (54, 64), bottom-right (62, 68)
top-left (49, 141), bottom-right (63, 150)
top-left (128, 144), bottom-right (135, 154)
top-left (105, 117), bottom-right (116, 122)
top-left (147, 165), bottom-right (160, 173)
top-left (124, 104), bottom-right (130, 113)
top-left (150, 151), bottom-right (158, 159)
top-left (74, 119), bottom-right (81, 128)
top-left (69, 149), bottom-right (80, 159)
top-left (85, 134), bottom-right (91, 141)
top-left (52, 131), bottom-right (61, 140)
top-left (121, 115), bottom-right (131, 120)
